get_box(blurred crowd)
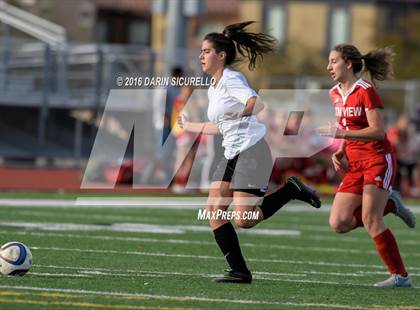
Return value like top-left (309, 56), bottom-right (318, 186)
top-left (161, 88), bottom-right (420, 197)
top-left (387, 111), bottom-right (420, 197)
top-left (105, 68), bottom-right (420, 198)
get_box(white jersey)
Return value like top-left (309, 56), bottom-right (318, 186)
top-left (207, 68), bottom-right (266, 159)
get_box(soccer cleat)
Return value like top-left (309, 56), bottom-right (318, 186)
top-left (214, 269), bottom-right (252, 284)
top-left (373, 274), bottom-right (412, 288)
top-left (389, 190), bottom-right (416, 228)
top-left (287, 176), bottom-right (321, 208)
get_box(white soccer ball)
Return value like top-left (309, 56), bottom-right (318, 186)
top-left (0, 242), bottom-right (32, 276)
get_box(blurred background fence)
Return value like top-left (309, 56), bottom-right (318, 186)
top-left (0, 0), bottom-right (419, 196)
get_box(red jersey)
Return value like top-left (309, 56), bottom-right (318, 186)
top-left (330, 79), bottom-right (392, 161)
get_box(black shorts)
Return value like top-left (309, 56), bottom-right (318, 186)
top-left (211, 138), bottom-right (272, 197)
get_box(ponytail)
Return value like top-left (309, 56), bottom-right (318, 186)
top-left (362, 47), bottom-right (394, 83)
top-left (204, 21), bottom-right (277, 70)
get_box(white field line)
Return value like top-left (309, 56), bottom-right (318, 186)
top-left (2, 229), bottom-right (418, 258)
top-left (1, 201), bottom-right (419, 237)
top-left (34, 264), bottom-right (302, 278)
top-left (30, 270), bottom-right (166, 279)
top-left (34, 263), bottom-right (420, 278)
top-left (0, 221), bottom-right (300, 236)
top-left (38, 264), bottom-right (231, 278)
top-left (36, 267), bottom-right (402, 283)
top-left (1, 197), bottom-right (325, 212)
top-left (12, 228), bottom-right (419, 247)
top-left (1, 197), bottom-right (419, 212)
top-left (267, 224), bottom-right (420, 237)
top-left (306, 234), bottom-right (420, 246)
top-left (25, 269), bottom-right (386, 287)
top-left (9, 209), bottom-right (420, 241)
top-left (29, 246), bottom-right (420, 271)
top-left (74, 198), bottom-right (320, 210)
top-left (29, 272), bottom-right (92, 278)
top-left (0, 219), bottom-right (418, 238)
top-left (0, 285), bottom-right (405, 309)
top-left (5, 209), bottom-right (322, 231)
top-left (31, 267), bottom-right (301, 281)
top-left (6, 210), bottom-right (159, 223)
top-left (0, 198), bottom-right (205, 209)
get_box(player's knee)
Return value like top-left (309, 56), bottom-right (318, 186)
top-left (233, 218), bottom-right (255, 229)
top-left (206, 204), bottom-right (216, 212)
top-left (217, 187), bottom-right (231, 199)
top-left (361, 213), bottom-right (380, 231)
top-left (329, 218), bottom-right (351, 233)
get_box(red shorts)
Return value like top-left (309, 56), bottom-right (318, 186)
top-left (337, 153), bottom-right (396, 195)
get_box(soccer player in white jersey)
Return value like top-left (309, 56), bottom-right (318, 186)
top-left (178, 21), bottom-right (321, 283)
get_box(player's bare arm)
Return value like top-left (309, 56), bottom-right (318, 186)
top-left (318, 109), bottom-right (385, 141)
top-left (224, 96), bottom-right (265, 120)
top-left (177, 114), bottom-right (220, 134)
top-left (337, 108), bottom-right (385, 141)
top-left (332, 139), bottom-right (346, 172)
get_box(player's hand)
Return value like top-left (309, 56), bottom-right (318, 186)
top-left (332, 150), bottom-right (345, 172)
top-left (317, 122), bottom-right (345, 138)
top-left (316, 122), bottom-right (336, 137)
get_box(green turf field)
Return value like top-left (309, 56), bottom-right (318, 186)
top-left (0, 196), bottom-right (419, 309)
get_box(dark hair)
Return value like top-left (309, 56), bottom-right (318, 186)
top-left (204, 21), bottom-right (277, 70)
top-left (171, 67), bottom-right (183, 77)
top-left (332, 44), bottom-right (394, 85)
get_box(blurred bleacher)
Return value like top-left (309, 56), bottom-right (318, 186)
top-left (0, 1), bottom-right (160, 163)
top-left (0, 1), bottom-right (419, 196)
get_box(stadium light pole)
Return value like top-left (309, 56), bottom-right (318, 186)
top-left (164, 0), bottom-right (186, 74)
top-left (0, 21), bottom-right (10, 91)
top-left (153, 0), bottom-right (204, 73)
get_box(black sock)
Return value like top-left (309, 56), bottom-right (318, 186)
top-left (259, 182), bottom-right (296, 220)
top-left (213, 222), bottom-right (249, 273)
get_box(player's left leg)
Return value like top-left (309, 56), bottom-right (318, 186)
top-left (362, 185), bottom-right (412, 287)
top-left (231, 191), bottom-right (264, 228)
top-left (256, 177), bottom-right (321, 221)
top-left (230, 180), bottom-right (321, 227)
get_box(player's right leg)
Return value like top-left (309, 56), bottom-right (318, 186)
top-left (329, 192), bottom-right (362, 233)
top-left (362, 184), bottom-right (411, 287)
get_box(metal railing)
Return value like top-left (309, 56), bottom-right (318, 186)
top-left (0, 0), bottom-right (65, 47)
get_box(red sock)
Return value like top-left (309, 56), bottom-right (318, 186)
top-left (353, 199), bottom-right (396, 228)
top-left (373, 229), bottom-right (407, 277)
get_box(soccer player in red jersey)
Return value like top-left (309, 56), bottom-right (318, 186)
top-left (320, 44), bottom-right (415, 287)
